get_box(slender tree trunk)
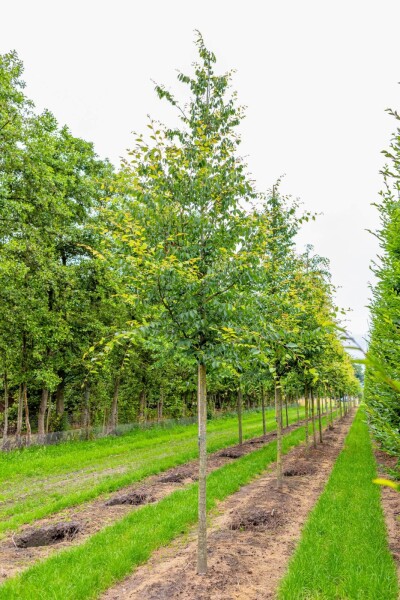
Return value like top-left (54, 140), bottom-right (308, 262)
top-left (46, 393), bottom-right (52, 433)
top-left (310, 388), bottom-right (317, 449)
top-left (139, 388), bottom-right (146, 422)
top-left (339, 395), bottom-right (343, 418)
top-left (329, 395), bottom-right (333, 428)
top-left (304, 386), bottom-right (309, 449)
top-left (23, 382), bottom-right (31, 445)
top-left (317, 393), bottom-right (323, 443)
top-left (2, 371), bottom-right (8, 448)
top-left (83, 384), bottom-right (91, 439)
top-left (296, 395), bottom-right (300, 423)
top-left (16, 384), bottom-right (23, 445)
top-left (108, 376), bottom-right (120, 432)
top-left (158, 388), bottom-right (164, 422)
top-left (55, 372), bottom-right (65, 417)
top-left (285, 395), bottom-right (289, 428)
top-left (38, 388), bottom-right (49, 438)
top-left (237, 385), bottom-right (243, 445)
top-left (197, 362), bottom-right (207, 575)
top-left (261, 383), bottom-right (266, 437)
top-left (275, 380), bottom-right (283, 490)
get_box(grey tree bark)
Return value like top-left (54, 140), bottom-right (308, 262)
top-left (275, 381), bottom-right (283, 490)
top-left (237, 385), bottom-right (243, 445)
top-left (197, 362), bottom-right (207, 575)
top-left (2, 371), bottom-right (8, 448)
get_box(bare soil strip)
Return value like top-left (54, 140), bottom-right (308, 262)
top-left (101, 413), bottom-right (354, 600)
top-left (374, 448), bottom-right (400, 583)
top-left (0, 420), bottom-right (304, 582)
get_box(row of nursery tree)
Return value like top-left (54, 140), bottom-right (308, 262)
top-left (365, 104), bottom-right (400, 456)
top-left (0, 36), bottom-right (361, 450)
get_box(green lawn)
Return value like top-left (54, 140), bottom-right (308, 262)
top-left (278, 408), bottom-right (398, 600)
top-left (0, 407), bottom-right (304, 536)
top-left (0, 420), bottom-right (314, 600)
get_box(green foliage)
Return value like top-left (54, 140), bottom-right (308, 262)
top-left (365, 106), bottom-right (400, 456)
top-left (0, 39), bottom-right (358, 442)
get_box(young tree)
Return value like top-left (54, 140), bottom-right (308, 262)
top-left (105, 34), bottom-right (261, 574)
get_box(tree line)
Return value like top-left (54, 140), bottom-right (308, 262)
top-left (0, 37), bottom-right (360, 459)
top-left (365, 104), bottom-right (400, 456)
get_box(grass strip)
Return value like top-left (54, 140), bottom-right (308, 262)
top-left (0, 408), bottom-right (305, 537)
top-left (0, 418), bottom-right (324, 600)
top-left (278, 408), bottom-right (398, 600)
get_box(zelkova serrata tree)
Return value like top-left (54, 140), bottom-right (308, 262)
top-left (109, 34), bottom-right (262, 574)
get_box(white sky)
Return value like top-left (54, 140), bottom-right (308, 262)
top-left (2, 0), bottom-right (400, 339)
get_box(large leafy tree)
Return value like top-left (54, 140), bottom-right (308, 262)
top-left (106, 33), bottom-right (262, 573)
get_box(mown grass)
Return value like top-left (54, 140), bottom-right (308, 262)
top-left (0, 419), bottom-right (316, 600)
top-left (0, 407), bottom-right (305, 536)
top-left (278, 408), bottom-right (398, 600)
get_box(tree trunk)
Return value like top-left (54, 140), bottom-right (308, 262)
top-left (38, 388), bottom-right (49, 438)
top-left (16, 385), bottom-right (23, 445)
top-left (22, 382), bottom-right (31, 445)
top-left (2, 371), bottom-right (8, 448)
top-left (46, 393), bottom-right (52, 433)
top-left (55, 372), bottom-right (65, 417)
top-left (296, 395), bottom-right (300, 424)
top-left (310, 388), bottom-right (317, 449)
top-left (304, 386), bottom-right (309, 449)
top-left (197, 362), bottom-right (207, 575)
top-left (261, 383), bottom-right (266, 437)
top-left (317, 393), bottom-right (323, 443)
top-left (285, 395), bottom-right (289, 428)
top-left (139, 388), bottom-right (146, 422)
top-left (82, 384), bottom-right (91, 439)
top-left (339, 395), bottom-right (343, 418)
top-left (275, 380), bottom-right (283, 490)
top-left (108, 376), bottom-right (120, 432)
top-left (158, 388), bottom-right (164, 422)
top-left (237, 385), bottom-right (243, 445)
top-left (329, 395), bottom-right (333, 429)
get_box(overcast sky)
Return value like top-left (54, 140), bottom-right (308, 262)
top-left (2, 0), bottom-right (400, 339)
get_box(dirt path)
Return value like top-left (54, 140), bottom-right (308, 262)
top-left (101, 412), bottom-right (354, 600)
top-left (0, 420), bottom-right (304, 582)
top-left (374, 448), bottom-right (400, 583)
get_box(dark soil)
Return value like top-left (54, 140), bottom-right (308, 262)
top-left (218, 448), bottom-right (246, 459)
top-left (159, 472), bottom-right (188, 484)
top-left (229, 508), bottom-right (285, 531)
top-left (283, 463), bottom-right (316, 477)
top-left (15, 522), bottom-right (81, 548)
top-left (105, 491), bottom-right (155, 506)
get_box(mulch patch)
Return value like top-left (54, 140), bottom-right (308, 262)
top-left (229, 508), bottom-right (285, 531)
top-left (283, 463), bottom-right (316, 477)
top-left (218, 448), bottom-right (247, 459)
top-left (105, 491), bottom-right (155, 507)
top-left (15, 522), bottom-right (81, 548)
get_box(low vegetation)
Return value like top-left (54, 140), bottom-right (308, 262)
top-left (278, 409), bottom-right (398, 599)
top-left (0, 407), bottom-right (303, 536)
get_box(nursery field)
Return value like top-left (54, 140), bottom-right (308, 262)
top-left (0, 407), bottom-right (304, 537)
top-left (1, 406), bottom-right (398, 600)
